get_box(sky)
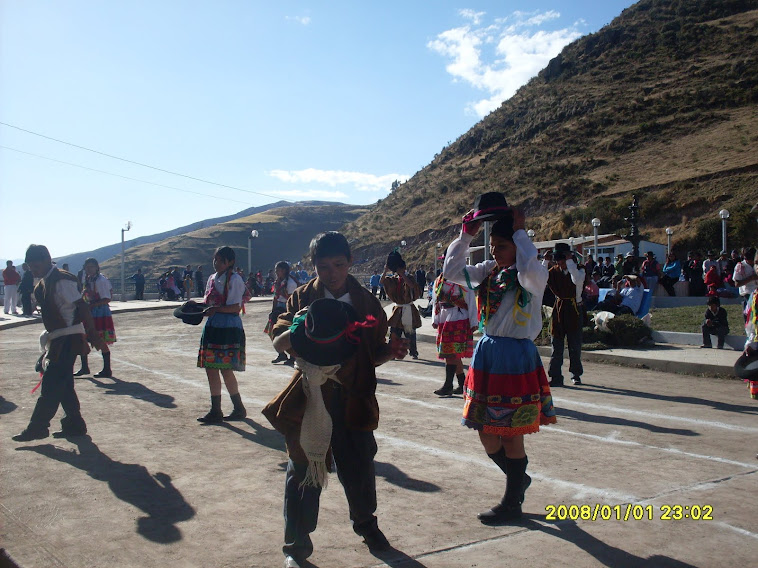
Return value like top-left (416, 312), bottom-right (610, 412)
top-left (0, 0), bottom-right (636, 263)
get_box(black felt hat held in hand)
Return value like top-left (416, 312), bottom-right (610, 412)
top-left (289, 298), bottom-right (378, 366)
top-left (466, 192), bottom-right (513, 223)
top-left (173, 300), bottom-right (207, 325)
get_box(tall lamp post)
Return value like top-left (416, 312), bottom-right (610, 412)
top-left (719, 209), bottom-right (730, 253)
top-left (569, 237), bottom-right (575, 251)
top-left (591, 218), bottom-right (601, 262)
top-left (121, 221), bottom-right (132, 302)
top-left (665, 227), bottom-right (673, 256)
top-left (434, 242), bottom-right (443, 276)
top-left (248, 229), bottom-right (258, 275)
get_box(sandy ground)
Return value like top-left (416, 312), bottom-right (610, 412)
top-left (1, 304), bottom-right (756, 568)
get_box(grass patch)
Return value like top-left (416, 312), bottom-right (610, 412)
top-left (649, 303), bottom-right (743, 334)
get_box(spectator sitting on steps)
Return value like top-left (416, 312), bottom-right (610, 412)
top-left (701, 296), bottom-right (729, 349)
top-left (594, 275), bottom-right (644, 316)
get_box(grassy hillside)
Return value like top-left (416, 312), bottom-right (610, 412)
top-left (344, 0), bottom-right (758, 270)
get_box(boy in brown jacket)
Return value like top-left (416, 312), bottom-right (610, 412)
top-left (263, 231), bottom-right (407, 568)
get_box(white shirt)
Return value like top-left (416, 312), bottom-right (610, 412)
top-left (275, 276), bottom-right (299, 304)
top-left (563, 259), bottom-right (585, 304)
top-left (734, 261), bottom-right (757, 297)
top-left (443, 229), bottom-right (547, 340)
top-left (431, 279), bottom-right (477, 328)
top-left (92, 274), bottom-right (112, 299)
top-left (206, 272), bottom-right (245, 305)
top-left (324, 288), bottom-right (352, 306)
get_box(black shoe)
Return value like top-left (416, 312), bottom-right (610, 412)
top-left (477, 503), bottom-right (522, 525)
top-left (434, 385), bottom-right (454, 396)
top-left (699, 345), bottom-right (711, 349)
top-left (284, 358), bottom-right (295, 367)
top-left (197, 410), bottom-right (224, 424)
top-left (411, 354), bottom-right (419, 360)
top-left (224, 408), bottom-right (247, 421)
top-left (93, 370), bottom-right (112, 378)
top-left (12, 427), bottom-right (49, 442)
top-left (571, 376), bottom-right (582, 385)
top-left (361, 527), bottom-right (390, 552)
top-left (520, 474), bottom-right (532, 505)
top-left (717, 345), bottom-right (724, 349)
top-left (74, 368), bottom-right (90, 377)
top-left (52, 428), bottom-right (87, 439)
top-left (452, 385), bottom-right (464, 395)
top-left (549, 378), bottom-right (564, 387)
top-left (271, 353), bottom-right (288, 364)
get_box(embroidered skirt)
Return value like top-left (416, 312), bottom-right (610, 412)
top-left (197, 313), bottom-right (246, 371)
top-left (436, 319), bottom-right (474, 359)
top-left (462, 334), bottom-right (556, 436)
top-left (90, 304), bottom-right (116, 344)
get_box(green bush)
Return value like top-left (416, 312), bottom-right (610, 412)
top-left (604, 314), bottom-right (652, 346)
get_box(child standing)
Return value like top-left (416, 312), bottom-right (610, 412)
top-left (79, 257), bottom-right (116, 378)
top-left (263, 231), bottom-right (407, 568)
top-left (380, 251), bottom-right (422, 359)
top-left (196, 246), bottom-right (247, 423)
top-left (443, 193), bottom-right (556, 524)
top-left (431, 269), bottom-right (477, 396)
top-left (267, 261), bottom-right (299, 365)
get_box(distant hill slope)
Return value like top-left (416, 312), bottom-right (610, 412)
top-left (55, 201), bottom-right (292, 271)
top-left (97, 203), bottom-right (367, 284)
top-left (344, 0), bottom-right (758, 270)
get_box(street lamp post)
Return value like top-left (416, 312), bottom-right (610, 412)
top-left (665, 227), bottom-right (673, 257)
top-left (591, 218), bottom-right (601, 262)
top-left (719, 209), bottom-right (730, 252)
top-left (248, 229), bottom-right (259, 275)
top-left (434, 242), bottom-right (442, 276)
top-left (483, 222), bottom-right (490, 260)
top-left (121, 221), bottom-right (132, 302)
top-left (569, 237), bottom-right (575, 251)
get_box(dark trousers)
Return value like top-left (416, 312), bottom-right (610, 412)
top-left (371, 286), bottom-right (378, 297)
top-left (702, 324), bottom-right (728, 348)
top-left (28, 336), bottom-right (86, 431)
top-left (660, 275), bottom-right (678, 296)
top-left (549, 328), bottom-right (583, 380)
top-left (283, 385), bottom-right (378, 561)
top-left (378, 287), bottom-right (387, 300)
top-left (391, 327), bottom-right (418, 357)
top-left (21, 292), bottom-right (33, 315)
top-left (135, 284), bottom-right (145, 300)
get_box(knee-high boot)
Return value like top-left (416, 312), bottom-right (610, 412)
top-left (453, 372), bottom-right (466, 395)
top-left (94, 351), bottom-right (111, 378)
top-left (198, 395), bottom-right (223, 423)
top-left (74, 354), bottom-right (90, 376)
top-left (225, 392), bottom-right (247, 421)
top-left (434, 364), bottom-right (456, 396)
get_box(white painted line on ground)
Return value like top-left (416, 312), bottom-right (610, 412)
top-left (374, 432), bottom-right (638, 502)
top-left (555, 398), bottom-right (758, 434)
top-left (378, 393), bottom-right (757, 469)
top-left (717, 522), bottom-right (758, 540)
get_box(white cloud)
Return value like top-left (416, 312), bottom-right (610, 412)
top-left (267, 168), bottom-right (409, 193)
top-left (459, 9), bottom-right (485, 25)
top-left (286, 15), bottom-right (311, 25)
top-left (272, 189), bottom-right (349, 199)
top-left (428, 10), bottom-right (582, 117)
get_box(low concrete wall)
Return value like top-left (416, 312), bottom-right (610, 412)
top-left (651, 296), bottom-right (742, 308)
top-left (651, 330), bottom-right (744, 350)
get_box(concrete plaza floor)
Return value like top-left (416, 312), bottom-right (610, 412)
top-left (1, 301), bottom-right (756, 567)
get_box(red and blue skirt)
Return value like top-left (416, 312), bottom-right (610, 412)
top-left (90, 304), bottom-right (116, 345)
top-left (436, 319), bottom-right (474, 359)
top-left (197, 313), bottom-right (246, 371)
top-left (462, 335), bottom-right (556, 436)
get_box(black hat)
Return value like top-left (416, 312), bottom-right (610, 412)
top-left (173, 300), bottom-right (206, 325)
top-left (734, 351), bottom-right (758, 380)
top-left (553, 242), bottom-right (571, 260)
top-left (290, 298), bottom-right (375, 366)
top-left (467, 192), bottom-right (513, 223)
top-left (386, 249), bottom-right (405, 272)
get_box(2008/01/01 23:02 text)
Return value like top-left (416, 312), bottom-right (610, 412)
top-left (545, 504), bottom-right (714, 521)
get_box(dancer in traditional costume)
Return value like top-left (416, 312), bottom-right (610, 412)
top-left (267, 261), bottom-right (299, 366)
top-left (79, 258), bottom-right (116, 378)
top-left (431, 266), bottom-right (477, 396)
top-left (443, 192), bottom-right (557, 524)
top-left (263, 231), bottom-right (407, 568)
top-left (381, 250), bottom-right (422, 359)
top-left (196, 246), bottom-right (247, 423)
top-left (12, 245), bottom-right (105, 441)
